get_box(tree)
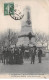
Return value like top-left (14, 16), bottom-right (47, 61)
top-left (0, 29), bottom-right (18, 49)
top-left (45, 35), bottom-right (49, 49)
top-left (35, 32), bottom-right (46, 46)
top-left (35, 32), bottom-right (49, 49)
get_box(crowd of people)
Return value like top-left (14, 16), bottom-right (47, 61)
top-left (0, 45), bottom-right (43, 64)
top-left (2, 47), bottom-right (23, 64)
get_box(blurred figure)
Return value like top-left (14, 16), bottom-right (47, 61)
top-left (31, 46), bottom-right (36, 64)
top-left (38, 48), bottom-right (42, 63)
top-left (19, 48), bottom-right (23, 64)
top-left (21, 44), bottom-right (25, 57)
top-left (8, 47), bottom-right (13, 64)
top-left (3, 47), bottom-right (7, 64)
top-left (27, 44), bottom-right (30, 59)
top-left (6, 48), bottom-right (11, 64)
top-left (14, 47), bottom-right (19, 64)
top-left (6, 48), bottom-right (9, 64)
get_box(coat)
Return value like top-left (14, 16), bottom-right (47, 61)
top-left (31, 49), bottom-right (36, 57)
top-left (38, 49), bottom-right (42, 57)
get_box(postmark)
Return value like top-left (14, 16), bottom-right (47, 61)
top-left (10, 9), bottom-right (24, 20)
top-left (10, 4), bottom-right (24, 20)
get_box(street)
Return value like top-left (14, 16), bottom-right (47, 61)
top-left (0, 57), bottom-right (49, 75)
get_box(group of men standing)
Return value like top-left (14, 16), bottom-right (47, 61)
top-left (2, 47), bottom-right (23, 64)
top-left (0, 45), bottom-right (42, 65)
top-left (31, 46), bottom-right (42, 64)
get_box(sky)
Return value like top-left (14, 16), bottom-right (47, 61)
top-left (0, 0), bottom-right (49, 35)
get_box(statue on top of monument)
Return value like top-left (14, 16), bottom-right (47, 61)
top-left (26, 6), bottom-right (31, 25)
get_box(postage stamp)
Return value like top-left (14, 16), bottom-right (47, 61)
top-left (4, 3), bottom-right (14, 15)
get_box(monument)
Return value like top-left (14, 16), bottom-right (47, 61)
top-left (17, 7), bottom-right (36, 46)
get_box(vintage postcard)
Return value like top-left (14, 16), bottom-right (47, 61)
top-left (0, 0), bottom-right (49, 78)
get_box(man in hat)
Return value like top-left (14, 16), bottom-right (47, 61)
top-left (31, 46), bottom-right (36, 64)
top-left (38, 48), bottom-right (42, 63)
top-left (14, 47), bottom-right (19, 64)
top-left (19, 48), bottom-right (23, 64)
top-left (3, 47), bottom-right (7, 64)
top-left (21, 44), bottom-right (25, 57)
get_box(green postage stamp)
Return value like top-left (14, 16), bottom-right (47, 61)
top-left (4, 3), bottom-right (14, 15)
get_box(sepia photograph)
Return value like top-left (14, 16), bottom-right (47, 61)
top-left (0, 0), bottom-right (49, 78)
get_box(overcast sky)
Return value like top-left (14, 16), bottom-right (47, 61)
top-left (0, 0), bottom-right (49, 35)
